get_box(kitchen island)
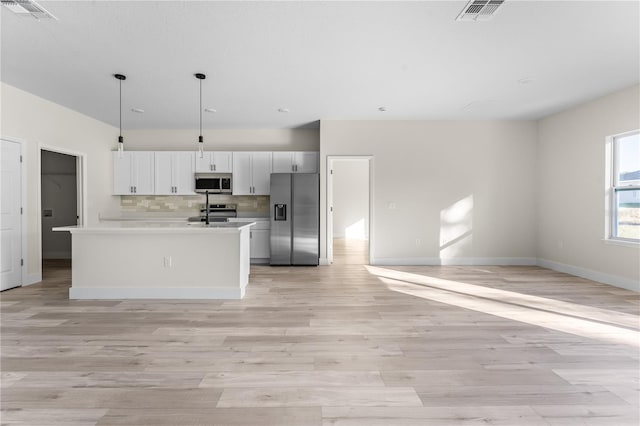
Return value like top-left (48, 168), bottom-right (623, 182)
top-left (53, 221), bottom-right (255, 300)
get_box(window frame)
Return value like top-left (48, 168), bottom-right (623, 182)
top-left (608, 130), bottom-right (640, 243)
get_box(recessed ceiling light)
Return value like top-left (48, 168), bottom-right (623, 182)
top-left (131, 108), bottom-right (144, 113)
top-left (278, 108), bottom-right (290, 113)
top-left (204, 108), bottom-right (217, 113)
top-left (378, 107), bottom-right (388, 112)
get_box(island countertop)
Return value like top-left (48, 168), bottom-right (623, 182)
top-left (53, 221), bottom-right (256, 234)
top-left (54, 221), bottom-right (255, 300)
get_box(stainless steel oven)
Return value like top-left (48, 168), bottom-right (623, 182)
top-left (194, 173), bottom-right (232, 194)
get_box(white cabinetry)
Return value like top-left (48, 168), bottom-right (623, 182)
top-left (250, 229), bottom-right (270, 260)
top-left (195, 151), bottom-right (232, 173)
top-left (113, 151), bottom-right (155, 195)
top-left (272, 152), bottom-right (318, 173)
top-left (232, 152), bottom-right (272, 195)
top-left (154, 152), bottom-right (195, 195)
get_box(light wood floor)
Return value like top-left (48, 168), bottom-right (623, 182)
top-left (332, 238), bottom-right (369, 265)
top-left (1, 257), bottom-right (639, 425)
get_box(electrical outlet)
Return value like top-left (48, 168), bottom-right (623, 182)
top-left (253, 200), bottom-right (258, 208)
top-left (388, 202), bottom-right (397, 210)
top-left (415, 238), bottom-right (421, 246)
top-left (163, 256), bottom-right (172, 268)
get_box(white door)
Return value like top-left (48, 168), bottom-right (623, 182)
top-left (251, 152), bottom-right (273, 195)
top-left (250, 229), bottom-right (271, 258)
top-left (173, 152), bottom-right (195, 194)
top-left (232, 152), bottom-right (252, 195)
top-left (154, 152), bottom-right (174, 195)
top-left (112, 151), bottom-right (133, 194)
top-left (132, 152), bottom-right (155, 195)
top-left (272, 152), bottom-right (294, 173)
top-left (1, 140), bottom-right (22, 290)
top-left (212, 152), bottom-right (232, 173)
top-left (295, 152), bottom-right (318, 173)
top-left (194, 151), bottom-right (213, 173)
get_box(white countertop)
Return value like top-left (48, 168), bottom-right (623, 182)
top-left (53, 221), bottom-right (256, 234)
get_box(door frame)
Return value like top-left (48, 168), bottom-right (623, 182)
top-left (326, 155), bottom-right (374, 265)
top-left (38, 145), bottom-right (87, 265)
top-left (1, 138), bottom-right (25, 288)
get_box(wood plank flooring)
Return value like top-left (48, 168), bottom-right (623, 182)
top-left (1, 257), bottom-right (639, 425)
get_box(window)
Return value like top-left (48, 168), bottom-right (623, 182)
top-left (610, 131), bottom-right (640, 242)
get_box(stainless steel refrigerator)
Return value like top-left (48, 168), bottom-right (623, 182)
top-left (270, 173), bottom-right (319, 266)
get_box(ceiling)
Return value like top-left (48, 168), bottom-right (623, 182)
top-left (2, 1), bottom-right (638, 130)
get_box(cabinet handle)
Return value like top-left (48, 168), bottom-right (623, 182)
top-left (213, 164), bottom-right (216, 171)
top-left (130, 186), bottom-right (133, 193)
top-left (133, 186), bottom-right (137, 193)
top-left (210, 164), bottom-right (213, 171)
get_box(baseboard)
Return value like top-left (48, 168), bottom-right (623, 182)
top-left (69, 286), bottom-right (246, 300)
top-left (22, 272), bottom-right (42, 286)
top-left (319, 258), bottom-right (330, 266)
top-left (537, 258), bottom-right (640, 292)
top-left (371, 257), bottom-right (537, 266)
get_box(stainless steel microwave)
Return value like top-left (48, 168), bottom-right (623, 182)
top-left (194, 173), bottom-right (232, 194)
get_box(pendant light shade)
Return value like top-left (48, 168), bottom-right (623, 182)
top-left (114, 73), bottom-right (126, 157)
top-left (195, 73), bottom-right (206, 158)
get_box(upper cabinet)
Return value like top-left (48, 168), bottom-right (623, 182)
top-left (232, 152), bottom-right (272, 195)
top-left (154, 152), bottom-right (195, 195)
top-left (113, 150), bottom-right (318, 196)
top-left (113, 151), bottom-right (155, 195)
top-left (272, 151), bottom-right (318, 173)
top-left (195, 151), bottom-right (232, 173)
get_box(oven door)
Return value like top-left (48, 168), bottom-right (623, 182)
top-left (195, 177), bottom-right (221, 193)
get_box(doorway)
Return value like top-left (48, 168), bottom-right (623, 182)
top-left (327, 157), bottom-right (372, 265)
top-left (40, 149), bottom-right (81, 277)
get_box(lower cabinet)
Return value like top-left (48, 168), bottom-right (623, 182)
top-left (250, 229), bottom-right (270, 262)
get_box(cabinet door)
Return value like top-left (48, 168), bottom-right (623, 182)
top-left (132, 152), bottom-right (155, 195)
top-left (212, 152), bottom-right (232, 173)
top-left (232, 152), bottom-right (252, 195)
top-left (173, 152), bottom-right (195, 194)
top-left (272, 152), bottom-right (294, 173)
top-left (154, 152), bottom-right (174, 195)
top-left (294, 152), bottom-right (318, 173)
top-left (250, 229), bottom-right (271, 259)
top-left (194, 152), bottom-right (213, 173)
top-left (113, 151), bottom-right (133, 194)
top-left (251, 152), bottom-right (273, 195)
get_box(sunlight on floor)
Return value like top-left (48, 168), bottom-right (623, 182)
top-left (366, 266), bottom-right (640, 348)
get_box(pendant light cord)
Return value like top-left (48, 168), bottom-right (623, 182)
top-left (199, 78), bottom-right (203, 138)
top-left (119, 79), bottom-right (122, 138)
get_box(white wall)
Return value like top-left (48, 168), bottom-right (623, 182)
top-left (123, 129), bottom-right (319, 151)
top-left (332, 159), bottom-right (369, 239)
top-left (1, 83), bottom-right (120, 283)
top-left (320, 120), bottom-right (538, 265)
top-left (537, 84), bottom-right (640, 291)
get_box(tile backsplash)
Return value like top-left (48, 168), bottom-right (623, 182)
top-left (121, 195), bottom-right (269, 215)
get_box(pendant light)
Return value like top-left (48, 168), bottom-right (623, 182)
top-left (114, 73), bottom-right (126, 157)
top-left (195, 73), bottom-right (206, 158)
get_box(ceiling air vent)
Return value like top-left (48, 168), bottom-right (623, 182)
top-left (456, 0), bottom-right (504, 22)
top-left (1, 0), bottom-right (57, 20)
